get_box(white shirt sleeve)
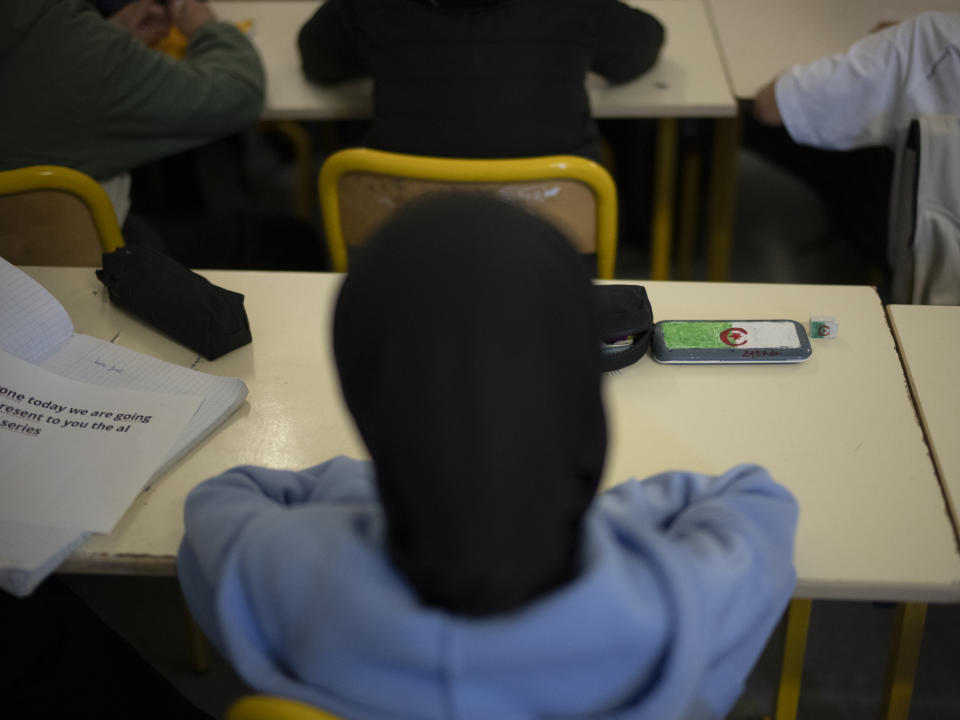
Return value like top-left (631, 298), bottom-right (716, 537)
top-left (98, 173), bottom-right (131, 226)
top-left (774, 12), bottom-right (960, 150)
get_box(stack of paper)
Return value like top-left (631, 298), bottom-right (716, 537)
top-left (0, 259), bottom-right (248, 596)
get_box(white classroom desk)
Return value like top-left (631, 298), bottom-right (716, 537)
top-left (22, 267), bottom-right (960, 604)
top-left (212, 0), bottom-right (735, 120)
top-left (707, 0), bottom-right (960, 99)
top-left (888, 304), bottom-right (960, 538)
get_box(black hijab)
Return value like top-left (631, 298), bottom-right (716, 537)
top-left (333, 194), bottom-right (606, 616)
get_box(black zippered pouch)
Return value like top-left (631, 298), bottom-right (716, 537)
top-left (595, 284), bottom-right (654, 372)
top-left (96, 245), bottom-right (252, 360)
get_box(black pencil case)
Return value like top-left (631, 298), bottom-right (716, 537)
top-left (97, 245), bottom-right (252, 360)
top-left (594, 284), bottom-right (654, 372)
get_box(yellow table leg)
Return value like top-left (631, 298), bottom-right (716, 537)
top-left (650, 117), bottom-right (677, 281)
top-left (260, 120), bottom-right (316, 223)
top-left (775, 598), bottom-right (812, 720)
top-left (880, 602), bottom-right (927, 720)
top-left (676, 149), bottom-right (703, 281)
top-left (706, 114), bottom-right (742, 282)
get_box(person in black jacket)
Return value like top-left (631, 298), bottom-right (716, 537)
top-left (298, 0), bottom-right (664, 161)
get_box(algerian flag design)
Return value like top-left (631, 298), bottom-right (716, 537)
top-left (662, 321), bottom-right (801, 349)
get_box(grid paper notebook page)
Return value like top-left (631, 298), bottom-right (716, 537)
top-left (0, 260), bottom-right (249, 596)
top-left (0, 259), bottom-right (74, 363)
top-left (0, 259), bottom-right (249, 471)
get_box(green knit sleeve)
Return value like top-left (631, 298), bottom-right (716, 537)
top-left (175, 21), bottom-right (267, 133)
top-left (53, 9), bottom-right (265, 179)
top-left (0, 1), bottom-right (266, 179)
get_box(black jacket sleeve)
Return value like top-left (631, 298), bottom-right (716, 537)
top-left (592, 0), bottom-right (665, 84)
top-left (297, 0), bottom-right (367, 83)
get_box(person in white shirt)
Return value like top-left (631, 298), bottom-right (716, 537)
top-left (751, 12), bottom-right (960, 302)
top-left (754, 12), bottom-right (960, 151)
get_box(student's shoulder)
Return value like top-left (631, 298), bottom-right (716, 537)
top-left (909, 10), bottom-right (960, 33)
top-left (906, 11), bottom-right (960, 51)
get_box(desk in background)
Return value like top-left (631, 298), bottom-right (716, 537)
top-left (212, 0), bottom-right (737, 280)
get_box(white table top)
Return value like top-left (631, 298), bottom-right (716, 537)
top-left (23, 268), bottom-right (960, 602)
top-left (212, 0), bottom-right (735, 119)
top-left (887, 304), bottom-right (960, 539)
top-left (708, 0), bottom-right (960, 98)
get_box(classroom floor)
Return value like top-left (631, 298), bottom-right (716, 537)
top-left (57, 147), bottom-right (960, 720)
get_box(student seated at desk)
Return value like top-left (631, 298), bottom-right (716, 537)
top-left (0, 0), bottom-right (263, 230)
top-left (178, 194), bottom-right (798, 720)
top-left (1, 0), bottom-right (325, 270)
top-left (296, 0), bottom-right (664, 161)
top-left (750, 11), bottom-right (960, 299)
top-left (753, 12), bottom-right (960, 153)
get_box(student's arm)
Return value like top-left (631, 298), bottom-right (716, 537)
top-left (766, 30), bottom-right (901, 149)
top-left (601, 465), bottom-right (798, 717)
top-left (177, 458), bottom-right (375, 650)
top-left (51, 0), bottom-right (264, 178)
top-left (109, 0), bottom-right (170, 46)
top-left (114, 0), bottom-right (264, 137)
top-left (761, 13), bottom-right (960, 150)
top-left (181, 459), bottom-right (375, 580)
top-left (297, 0), bottom-right (367, 84)
top-left (592, 0), bottom-right (665, 83)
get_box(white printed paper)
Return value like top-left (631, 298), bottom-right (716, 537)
top-left (0, 350), bottom-right (201, 533)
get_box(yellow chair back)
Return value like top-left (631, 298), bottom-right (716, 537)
top-left (319, 148), bottom-right (618, 278)
top-left (0, 165), bottom-right (124, 266)
top-left (226, 695), bottom-right (345, 720)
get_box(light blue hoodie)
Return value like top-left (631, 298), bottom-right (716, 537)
top-left (178, 458), bottom-right (797, 720)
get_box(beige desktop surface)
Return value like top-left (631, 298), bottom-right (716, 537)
top-left (212, 0), bottom-right (735, 119)
top-left (708, 0), bottom-right (960, 98)
top-left (20, 268), bottom-right (960, 602)
top-left (888, 304), bottom-right (960, 540)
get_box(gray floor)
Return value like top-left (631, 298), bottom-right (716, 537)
top-left (63, 149), bottom-right (960, 719)
top-left (615, 148), bottom-right (877, 286)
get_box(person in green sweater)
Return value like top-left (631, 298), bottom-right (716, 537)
top-left (0, 0), bottom-right (264, 228)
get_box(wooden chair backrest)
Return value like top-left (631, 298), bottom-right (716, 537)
top-left (0, 190), bottom-right (105, 266)
top-left (319, 149), bottom-right (618, 277)
top-left (336, 173), bottom-right (598, 254)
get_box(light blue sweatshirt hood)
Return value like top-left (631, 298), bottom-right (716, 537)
top-left (179, 458), bottom-right (797, 720)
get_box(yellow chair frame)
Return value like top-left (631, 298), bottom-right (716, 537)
top-left (0, 165), bottom-right (125, 259)
top-left (319, 148), bottom-right (618, 278)
top-left (227, 695), bottom-right (344, 720)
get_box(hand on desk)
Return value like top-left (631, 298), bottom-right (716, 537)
top-left (110, 0), bottom-right (171, 46)
top-left (169, 0), bottom-right (217, 38)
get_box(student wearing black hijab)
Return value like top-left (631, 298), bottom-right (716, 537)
top-left (179, 194), bottom-right (798, 720)
top-left (296, 0), bottom-right (664, 161)
top-left (333, 193), bottom-right (606, 616)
